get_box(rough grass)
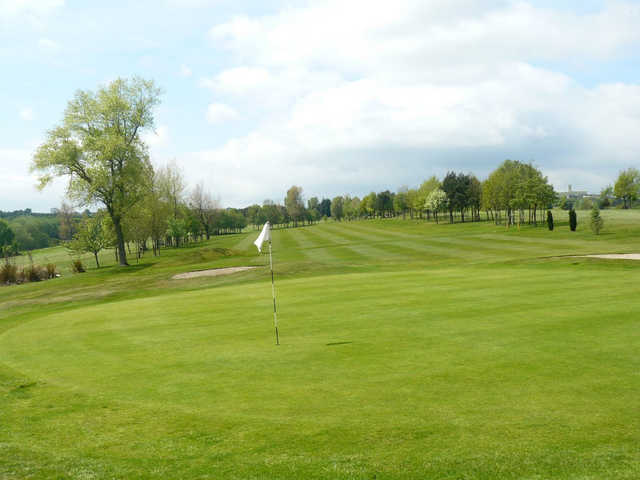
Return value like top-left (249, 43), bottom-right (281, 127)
top-left (1, 209), bottom-right (639, 479)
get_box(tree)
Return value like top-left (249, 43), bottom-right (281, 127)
top-left (614, 168), bottom-right (640, 209)
top-left (307, 197), bottom-right (321, 222)
top-left (394, 188), bottom-right (409, 219)
top-left (426, 189), bottom-right (447, 224)
top-left (547, 210), bottom-right (554, 231)
top-left (158, 161), bottom-right (186, 220)
top-left (331, 196), bottom-right (344, 220)
top-left (569, 209), bottom-right (577, 231)
top-left (285, 186), bottom-right (305, 226)
top-left (68, 215), bottom-right (109, 268)
top-left (483, 160), bottom-right (554, 226)
top-left (57, 202), bottom-right (77, 240)
top-left (189, 182), bottom-right (217, 239)
top-left (375, 191), bottom-right (393, 217)
top-left (590, 204), bottom-right (604, 234)
top-left (166, 218), bottom-right (187, 247)
top-left (442, 172), bottom-right (465, 223)
top-left (0, 220), bottom-right (15, 257)
top-left (599, 185), bottom-right (613, 208)
top-left (32, 77), bottom-right (161, 266)
top-left (318, 198), bottom-right (332, 218)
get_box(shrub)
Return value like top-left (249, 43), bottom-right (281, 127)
top-left (46, 263), bottom-right (57, 279)
top-left (547, 210), bottom-right (554, 231)
top-left (0, 262), bottom-right (18, 284)
top-left (569, 209), bottom-right (577, 231)
top-left (22, 265), bottom-right (44, 282)
top-left (591, 204), bottom-right (604, 234)
top-left (71, 259), bottom-right (86, 273)
top-left (15, 268), bottom-right (25, 284)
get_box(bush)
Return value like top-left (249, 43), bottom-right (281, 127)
top-left (591, 204), bottom-right (604, 234)
top-left (569, 209), bottom-right (577, 231)
top-left (547, 210), bottom-right (554, 231)
top-left (0, 262), bottom-right (17, 284)
top-left (71, 259), bottom-right (86, 273)
top-left (22, 265), bottom-right (46, 282)
top-left (46, 263), bottom-right (57, 279)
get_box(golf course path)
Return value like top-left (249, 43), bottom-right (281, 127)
top-left (171, 266), bottom-right (257, 279)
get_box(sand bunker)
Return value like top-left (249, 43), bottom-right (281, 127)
top-left (172, 266), bottom-right (257, 280)
top-left (578, 254), bottom-right (640, 260)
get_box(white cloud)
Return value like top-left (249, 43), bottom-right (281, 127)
top-left (0, 148), bottom-right (67, 211)
top-left (0, 0), bottom-right (64, 27)
top-left (37, 37), bottom-right (60, 51)
top-left (206, 103), bottom-right (239, 123)
top-left (179, 64), bottom-right (192, 77)
top-left (142, 125), bottom-right (171, 151)
top-left (192, 1), bottom-right (640, 204)
top-left (19, 107), bottom-right (34, 121)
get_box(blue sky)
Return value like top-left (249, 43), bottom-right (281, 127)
top-left (2, 0), bottom-right (640, 211)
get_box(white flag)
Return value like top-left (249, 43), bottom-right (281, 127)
top-left (253, 221), bottom-right (271, 253)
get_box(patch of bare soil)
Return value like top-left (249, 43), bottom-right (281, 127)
top-left (171, 266), bottom-right (257, 280)
top-left (579, 253), bottom-right (640, 260)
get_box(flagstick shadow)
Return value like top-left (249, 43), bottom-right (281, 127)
top-left (326, 341), bottom-right (353, 346)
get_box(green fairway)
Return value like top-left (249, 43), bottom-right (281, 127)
top-left (1, 210), bottom-right (639, 479)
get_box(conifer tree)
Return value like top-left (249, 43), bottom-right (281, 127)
top-left (569, 209), bottom-right (577, 231)
top-left (590, 204), bottom-right (603, 234)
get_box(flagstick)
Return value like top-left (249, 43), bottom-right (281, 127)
top-left (269, 240), bottom-right (280, 345)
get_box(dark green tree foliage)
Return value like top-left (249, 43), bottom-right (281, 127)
top-left (547, 211), bottom-right (554, 231)
top-left (319, 199), bottom-right (332, 217)
top-left (375, 191), bottom-right (394, 217)
top-left (442, 172), bottom-right (472, 223)
top-left (0, 220), bottom-right (15, 256)
top-left (569, 209), bottom-right (577, 231)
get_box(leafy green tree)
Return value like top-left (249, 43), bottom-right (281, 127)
top-left (68, 215), bottom-right (109, 268)
top-left (331, 196), bottom-right (344, 220)
top-left (426, 188), bottom-right (447, 224)
top-left (614, 168), bottom-right (640, 209)
top-left (0, 220), bottom-right (15, 257)
top-left (483, 160), bottom-right (554, 226)
top-left (599, 185), bottom-right (613, 208)
top-left (262, 200), bottom-right (284, 226)
top-left (189, 182), bottom-right (216, 239)
top-left (158, 162), bottom-right (186, 220)
top-left (32, 77), bottom-right (161, 266)
top-left (57, 202), bottom-right (78, 241)
top-left (590, 204), bottom-right (604, 234)
top-left (394, 188), bottom-right (409, 218)
top-left (307, 197), bottom-right (321, 222)
top-left (375, 191), bottom-right (394, 218)
top-left (166, 218), bottom-right (187, 247)
top-left (285, 186), bottom-right (305, 226)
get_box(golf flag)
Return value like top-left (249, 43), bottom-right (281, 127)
top-left (254, 221), bottom-right (271, 253)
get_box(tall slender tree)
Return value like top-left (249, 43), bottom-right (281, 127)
top-left (32, 77), bottom-right (161, 266)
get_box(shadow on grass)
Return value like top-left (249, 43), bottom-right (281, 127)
top-left (326, 341), bottom-right (353, 346)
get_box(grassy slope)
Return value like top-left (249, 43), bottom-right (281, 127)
top-left (1, 209), bottom-right (639, 479)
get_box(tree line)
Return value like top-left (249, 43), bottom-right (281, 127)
top-left (17, 76), bottom-right (637, 266)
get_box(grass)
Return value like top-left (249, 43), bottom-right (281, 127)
top-left (1, 209), bottom-right (639, 479)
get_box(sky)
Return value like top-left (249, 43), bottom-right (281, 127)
top-left (1, 0), bottom-right (640, 212)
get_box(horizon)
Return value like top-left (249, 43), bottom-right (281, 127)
top-left (2, 0), bottom-right (640, 211)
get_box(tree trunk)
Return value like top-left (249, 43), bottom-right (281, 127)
top-left (94, 252), bottom-right (100, 268)
top-left (112, 216), bottom-right (128, 266)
